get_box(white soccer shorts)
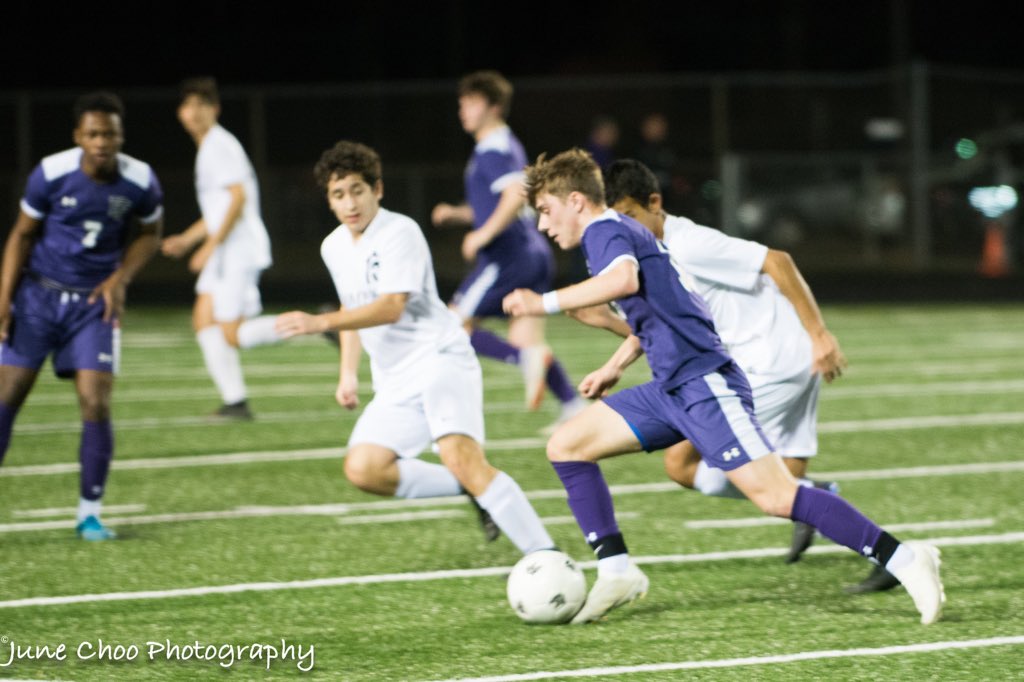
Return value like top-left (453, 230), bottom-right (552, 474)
top-left (348, 348), bottom-right (485, 458)
top-left (749, 368), bottom-right (821, 458)
top-left (195, 252), bottom-right (264, 322)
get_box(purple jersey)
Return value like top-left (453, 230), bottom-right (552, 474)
top-left (465, 127), bottom-right (550, 264)
top-left (580, 210), bottom-right (731, 390)
top-left (19, 147), bottom-right (163, 290)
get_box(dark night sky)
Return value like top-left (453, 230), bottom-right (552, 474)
top-left (5, 1), bottom-right (1024, 90)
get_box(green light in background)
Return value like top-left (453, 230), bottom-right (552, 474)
top-left (956, 138), bottom-right (978, 160)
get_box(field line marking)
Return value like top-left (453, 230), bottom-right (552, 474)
top-left (12, 406), bottom-right (1024, 437)
top-left (426, 636), bottom-right (1024, 682)
top-left (0, 531), bottom-right (1020, 609)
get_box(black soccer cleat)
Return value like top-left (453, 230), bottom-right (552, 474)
top-left (844, 563), bottom-right (901, 594)
top-left (211, 400), bottom-right (254, 421)
top-left (467, 495), bottom-right (500, 542)
top-left (786, 521), bottom-right (816, 564)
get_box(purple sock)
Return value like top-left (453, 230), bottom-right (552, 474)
top-left (469, 328), bottom-right (520, 365)
top-left (0, 402), bottom-right (17, 465)
top-left (80, 420), bottom-right (114, 501)
top-left (791, 485), bottom-right (883, 558)
top-left (546, 360), bottom-right (577, 404)
top-left (551, 461), bottom-right (620, 541)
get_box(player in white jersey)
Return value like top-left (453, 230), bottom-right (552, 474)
top-left (162, 77), bottom-right (287, 420)
top-left (580, 159), bottom-right (895, 592)
top-left (274, 141), bottom-right (554, 555)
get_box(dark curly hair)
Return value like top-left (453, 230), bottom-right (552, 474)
top-left (313, 141), bottom-right (382, 189)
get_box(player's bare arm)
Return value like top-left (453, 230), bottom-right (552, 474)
top-left (502, 260), bottom-right (639, 317)
top-left (337, 329), bottom-right (362, 410)
top-left (189, 183), bottom-right (245, 273)
top-left (0, 211), bottom-right (42, 340)
top-left (276, 292), bottom-right (410, 338)
top-left (566, 304), bottom-right (632, 338)
top-left (761, 249), bottom-right (848, 382)
top-left (578, 334), bottom-right (644, 399)
top-left (160, 218), bottom-right (207, 258)
top-left (461, 183), bottom-right (526, 261)
top-left (431, 202), bottom-right (474, 227)
top-left (88, 217), bottom-right (163, 322)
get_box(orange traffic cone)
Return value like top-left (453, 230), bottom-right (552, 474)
top-left (979, 222), bottom-right (1010, 278)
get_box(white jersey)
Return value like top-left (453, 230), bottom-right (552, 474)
top-left (195, 125), bottom-right (272, 270)
top-left (662, 215), bottom-right (811, 386)
top-left (320, 207), bottom-right (471, 397)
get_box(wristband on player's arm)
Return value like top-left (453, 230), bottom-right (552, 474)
top-left (542, 291), bottom-right (561, 315)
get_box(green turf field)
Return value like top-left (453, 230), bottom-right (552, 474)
top-left (1, 304), bottom-right (1022, 681)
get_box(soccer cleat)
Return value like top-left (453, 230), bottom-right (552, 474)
top-left (570, 561), bottom-right (649, 624)
top-left (76, 515), bottom-right (116, 541)
top-left (844, 564), bottom-right (901, 594)
top-left (889, 541), bottom-right (946, 625)
top-left (467, 495), bottom-right (500, 542)
top-left (211, 401), bottom-right (254, 421)
top-left (785, 521), bottom-right (816, 564)
top-left (519, 345), bottom-right (553, 411)
top-left (538, 396), bottom-right (588, 436)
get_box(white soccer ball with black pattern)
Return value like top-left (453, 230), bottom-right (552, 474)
top-left (507, 549), bottom-right (587, 624)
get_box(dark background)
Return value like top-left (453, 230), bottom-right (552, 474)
top-left (5, 1), bottom-right (1023, 89)
top-left (4, 0), bottom-right (1024, 304)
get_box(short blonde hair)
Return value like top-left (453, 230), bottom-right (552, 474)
top-left (524, 148), bottom-right (605, 208)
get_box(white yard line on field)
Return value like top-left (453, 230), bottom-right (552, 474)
top-left (425, 636), bottom-right (1024, 682)
top-left (685, 517), bottom-right (994, 532)
top-left (20, 376), bottom-right (1024, 407)
top-left (11, 406), bottom-right (1024, 437)
top-left (0, 531), bottom-right (1020, 609)
top-left (12, 504), bottom-right (146, 518)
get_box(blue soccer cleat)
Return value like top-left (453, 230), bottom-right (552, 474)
top-left (76, 515), bottom-right (117, 541)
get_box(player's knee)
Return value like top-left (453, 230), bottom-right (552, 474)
top-left (546, 427), bottom-right (585, 462)
top-left (437, 436), bottom-right (492, 490)
top-left (664, 453), bottom-right (696, 489)
top-left (77, 395), bottom-right (111, 422)
top-left (343, 452), bottom-right (381, 491)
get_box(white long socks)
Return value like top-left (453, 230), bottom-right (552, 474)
top-left (237, 316), bottom-right (286, 349)
top-left (197, 326), bottom-right (247, 404)
top-left (395, 459), bottom-right (463, 498)
top-left (476, 471), bottom-right (554, 554)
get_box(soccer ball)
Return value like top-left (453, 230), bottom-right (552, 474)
top-left (507, 550), bottom-right (587, 624)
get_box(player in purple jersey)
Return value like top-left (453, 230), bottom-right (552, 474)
top-left (0, 92), bottom-right (164, 540)
top-left (432, 71), bottom-right (584, 430)
top-left (503, 149), bottom-right (944, 625)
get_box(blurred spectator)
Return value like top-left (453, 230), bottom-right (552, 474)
top-left (585, 116), bottom-right (619, 170)
top-left (635, 112), bottom-right (680, 209)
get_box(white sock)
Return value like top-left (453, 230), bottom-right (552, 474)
top-left (694, 460), bottom-right (746, 499)
top-left (395, 458), bottom-right (462, 498)
top-left (475, 471), bottom-right (554, 554)
top-left (197, 326), bottom-right (247, 404)
top-left (237, 316), bottom-right (286, 349)
top-left (77, 497), bottom-right (101, 523)
top-left (885, 543), bottom-right (915, 573)
top-left (597, 554), bottom-right (631, 577)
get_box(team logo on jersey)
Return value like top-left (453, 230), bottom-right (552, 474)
top-left (108, 195), bottom-right (132, 222)
top-left (60, 196), bottom-right (78, 208)
top-left (365, 252), bottom-right (380, 285)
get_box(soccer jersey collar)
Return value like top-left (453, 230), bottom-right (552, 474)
top-left (581, 208), bottom-right (620, 237)
top-left (474, 126), bottom-right (512, 153)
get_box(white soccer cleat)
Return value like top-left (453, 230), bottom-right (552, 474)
top-left (570, 561), bottom-right (649, 624)
top-left (520, 345), bottom-right (553, 411)
top-left (890, 541), bottom-right (946, 625)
